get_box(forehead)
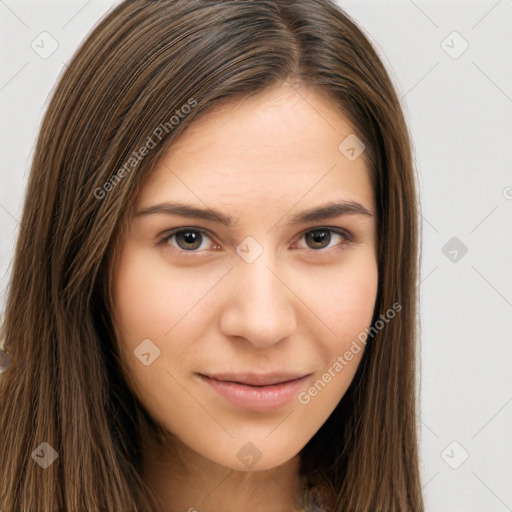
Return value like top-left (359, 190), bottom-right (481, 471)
top-left (136, 84), bottom-right (373, 213)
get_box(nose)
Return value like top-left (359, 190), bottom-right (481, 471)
top-left (219, 253), bottom-right (298, 348)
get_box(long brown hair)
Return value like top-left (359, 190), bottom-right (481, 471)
top-left (0, 0), bottom-right (423, 510)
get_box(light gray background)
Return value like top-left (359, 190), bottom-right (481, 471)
top-left (1, 1), bottom-right (511, 510)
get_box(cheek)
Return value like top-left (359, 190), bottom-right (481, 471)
top-left (333, 270), bottom-right (378, 333)
top-left (111, 247), bottom-right (200, 409)
top-left (112, 248), bottom-right (163, 335)
top-left (112, 246), bottom-right (217, 341)
top-left (296, 259), bottom-right (378, 412)
top-left (296, 252), bottom-right (378, 351)
top-left (111, 247), bottom-right (228, 395)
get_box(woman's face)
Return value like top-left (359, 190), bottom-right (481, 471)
top-left (111, 84), bottom-right (378, 471)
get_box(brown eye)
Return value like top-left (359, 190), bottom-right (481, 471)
top-left (162, 229), bottom-right (215, 252)
top-left (174, 230), bottom-right (203, 250)
top-left (305, 230), bottom-right (332, 249)
top-left (297, 228), bottom-right (351, 252)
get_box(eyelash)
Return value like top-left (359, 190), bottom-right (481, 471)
top-left (157, 227), bottom-right (353, 257)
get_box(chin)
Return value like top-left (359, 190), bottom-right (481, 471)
top-left (199, 435), bottom-right (306, 473)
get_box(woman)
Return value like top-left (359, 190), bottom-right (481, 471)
top-left (0, 0), bottom-right (423, 510)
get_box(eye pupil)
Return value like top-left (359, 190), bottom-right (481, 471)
top-left (176, 231), bottom-right (202, 250)
top-left (306, 230), bottom-right (331, 249)
top-left (169, 229), bottom-right (341, 253)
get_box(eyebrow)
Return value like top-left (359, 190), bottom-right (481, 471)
top-left (135, 200), bottom-right (374, 226)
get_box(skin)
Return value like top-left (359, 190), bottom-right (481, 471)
top-left (111, 83), bottom-right (378, 512)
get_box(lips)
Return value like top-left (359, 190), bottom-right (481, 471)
top-left (200, 372), bottom-right (310, 387)
top-left (197, 372), bottom-right (312, 411)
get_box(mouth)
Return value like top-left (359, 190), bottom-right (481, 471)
top-left (200, 372), bottom-right (310, 387)
top-left (197, 372), bottom-right (312, 411)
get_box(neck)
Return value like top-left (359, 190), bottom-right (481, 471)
top-left (142, 434), bottom-right (305, 512)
